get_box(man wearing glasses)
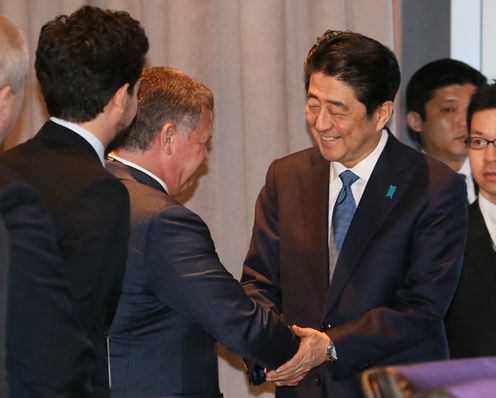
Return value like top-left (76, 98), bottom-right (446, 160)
top-left (445, 83), bottom-right (496, 358)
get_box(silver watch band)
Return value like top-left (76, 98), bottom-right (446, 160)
top-left (326, 342), bottom-right (338, 362)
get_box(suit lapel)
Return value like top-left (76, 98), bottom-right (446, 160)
top-left (465, 202), bottom-right (496, 293)
top-left (324, 133), bottom-right (414, 312)
top-left (36, 121), bottom-right (102, 164)
top-left (300, 149), bottom-right (330, 313)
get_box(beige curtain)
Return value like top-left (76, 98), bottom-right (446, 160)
top-left (0, 0), bottom-right (393, 396)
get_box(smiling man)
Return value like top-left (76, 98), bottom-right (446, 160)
top-left (445, 83), bottom-right (496, 358)
top-left (406, 59), bottom-right (486, 203)
top-left (241, 30), bottom-right (468, 397)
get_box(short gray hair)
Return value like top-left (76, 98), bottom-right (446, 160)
top-left (116, 66), bottom-right (214, 151)
top-left (0, 16), bottom-right (29, 93)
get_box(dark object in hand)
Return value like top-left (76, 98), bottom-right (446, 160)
top-left (244, 361), bottom-right (266, 385)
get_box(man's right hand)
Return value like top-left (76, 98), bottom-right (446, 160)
top-left (265, 325), bottom-right (330, 387)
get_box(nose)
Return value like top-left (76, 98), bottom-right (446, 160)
top-left (484, 143), bottom-right (496, 162)
top-left (315, 108), bottom-right (332, 132)
top-left (457, 109), bottom-right (468, 130)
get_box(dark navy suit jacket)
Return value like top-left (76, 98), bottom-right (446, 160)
top-left (107, 160), bottom-right (298, 398)
top-left (0, 165), bottom-right (92, 397)
top-left (242, 131), bottom-right (468, 397)
top-left (0, 122), bottom-right (130, 398)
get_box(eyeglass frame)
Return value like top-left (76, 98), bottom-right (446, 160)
top-left (465, 136), bottom-right (496, 150)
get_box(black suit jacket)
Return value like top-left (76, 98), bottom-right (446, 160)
top-left (445, 200), bottom-right (496, 357)
top-left (242, 132), bottom-right (468, 397)
top-left (0, 165), bottom-right (93, 397)
top-left (107, 160), bottom-right (298, 398)
top-left (0, 212), bottom-right (7, 397)
top-left (0, 122), bottom-right (130, 398)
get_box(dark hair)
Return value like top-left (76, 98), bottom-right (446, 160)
top-left (304, 30), bottom-right (400, 117)
top-left (467, 84), bottom-right (496, 132)
top-left (406, 58), bottom-right (486, 142)
top-left (112, 66), bottom-right (214, 152)
top-left (35, 5), bottom-right (149, 122)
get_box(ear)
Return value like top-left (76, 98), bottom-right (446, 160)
top-left (158, 122), bottom-right (176, 155)
top-left (110, 83), bottom-right (130, 114)
top-left (406, 111), bottom-right (423, 133)
top-left (373, 100), bottom-right (394, 131)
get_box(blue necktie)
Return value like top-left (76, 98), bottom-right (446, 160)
top-left (332, 170), bottom-right (359, 253)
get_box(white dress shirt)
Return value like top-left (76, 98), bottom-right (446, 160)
top-left (458, 157), bottom-right (477, 204)
top-left (107, 154), bottom-right (169, 194)
top-left (328, 129), bottom-right (389, 228)
top-left (327, 129), bottom-right (389, 286)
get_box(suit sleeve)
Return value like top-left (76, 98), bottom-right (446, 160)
top-left (3, 181), bottom-right (93, 397)
top-left (240, 161), bottom-right (283, 314)
top-left (61, 175), bottom-right (130, 329)
top-left (327, 172), bottom-right (467, 378)
top-left (144, 205), bottom-right (298, 369)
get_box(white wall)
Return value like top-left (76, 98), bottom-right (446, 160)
top-left (451, 0), bottom-right (496, 81)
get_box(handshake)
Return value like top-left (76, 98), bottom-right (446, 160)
top-left (247, 325), bottom-right (333, 387)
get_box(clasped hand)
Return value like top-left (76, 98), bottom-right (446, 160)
top-left (265, 325), bottom-right (331, 386)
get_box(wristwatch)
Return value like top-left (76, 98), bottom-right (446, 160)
top-left (326, 342), bottom-right (338, 362)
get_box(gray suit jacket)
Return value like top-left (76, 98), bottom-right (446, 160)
top-left (107, 160), bottom-right (298, 398)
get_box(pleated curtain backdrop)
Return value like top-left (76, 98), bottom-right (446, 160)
top-left (0, 1), bottom-right (393, 396)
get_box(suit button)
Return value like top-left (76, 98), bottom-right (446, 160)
top-left (314, 373), bottom-right (321, 385)
top-left (320, 322), bottom-right (331, 331)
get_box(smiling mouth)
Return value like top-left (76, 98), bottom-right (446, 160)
top-left (321, 136), bottom-right (340, 142)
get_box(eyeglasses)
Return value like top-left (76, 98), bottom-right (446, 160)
top-left (465, 137), bottom-right (496, 150)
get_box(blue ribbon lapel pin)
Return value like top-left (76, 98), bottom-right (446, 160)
top-left (385, 185), bottom-right (396, 199)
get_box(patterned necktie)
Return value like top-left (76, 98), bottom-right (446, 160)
top-left (332, 170), bottom-right (359, 253)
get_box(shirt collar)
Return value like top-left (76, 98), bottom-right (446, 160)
top-left (458, 157), bottom-right (472, 178)
top-left (331, 128), bottom-right (389, 182)
top-left (459, 157), bottom-right (477, 204)
top-left (50, 117), bottom-right (105, 167)
top-left (107, 153), bottom-right (169, 194)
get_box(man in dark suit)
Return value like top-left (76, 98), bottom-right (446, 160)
top-left (445, 83), bottom-right (496, 357)
top-left (0, 16), bottom-right (92, 397)
top-left (106, 66), bottom-right (302, 398)
top-left (241, 30), bottom-right (468, 397)
top-left (0, 7), bottom-right (148, 397)
top-left (0, 171), bottom-right (95, 398)
top-left (406, 59), bottom-right (486, 203)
